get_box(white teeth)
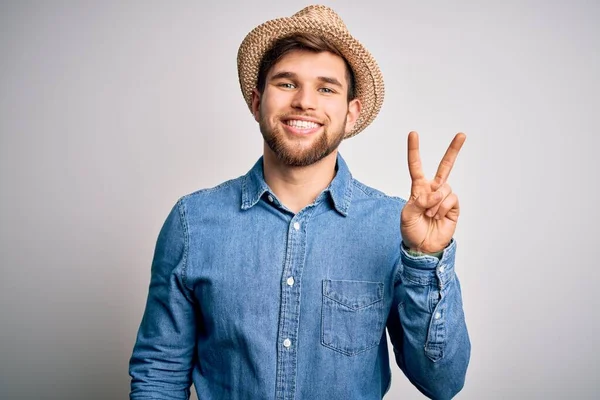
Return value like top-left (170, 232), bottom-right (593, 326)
top-left (286, 120), bottom-right (319, 129)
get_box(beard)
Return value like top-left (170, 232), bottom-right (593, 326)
top-left (259, 112), bottom-right (346, 167)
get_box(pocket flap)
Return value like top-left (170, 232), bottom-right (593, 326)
top-left (323, 280), bottom-right (383, 310)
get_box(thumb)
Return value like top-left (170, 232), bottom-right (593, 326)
top-left (411, 191), bottom-right (443, 210)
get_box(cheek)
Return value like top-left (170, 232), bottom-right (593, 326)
top-left (260, 94), bottom-right (284, 118)
top-left (328, 103), bottom-right (349, 123)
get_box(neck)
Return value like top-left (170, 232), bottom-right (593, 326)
top-left (262, 144), bottom-right (338, 214)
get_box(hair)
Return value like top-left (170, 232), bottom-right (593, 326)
top-left (256, 33), bottom-right (356, 102)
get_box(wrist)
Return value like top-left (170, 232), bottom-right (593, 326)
top-left (402, 242), bottom-right (446, 258)
top-left (407, 249), bottom-right (444, 258)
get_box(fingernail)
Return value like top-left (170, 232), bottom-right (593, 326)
top-left (435, 215), bottom-right (440, 220)
top-left (426, 210), bottom-right (434, 217)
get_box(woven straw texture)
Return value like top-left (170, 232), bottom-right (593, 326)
top-left (237, 5), bottom-right (385, 138)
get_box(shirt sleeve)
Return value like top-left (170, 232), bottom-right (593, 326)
top-left (387, 239), bottom-right (471, 400)
top-left (129, 199), bottom-right (197, 400)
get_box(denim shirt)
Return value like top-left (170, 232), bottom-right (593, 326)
top-left (129, 154), bottom-right (470, 400)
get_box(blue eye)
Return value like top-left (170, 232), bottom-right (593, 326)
top-left (279, 83), bottom-right (295, 89)
top-left (319, 87), bottom-right (334, 93)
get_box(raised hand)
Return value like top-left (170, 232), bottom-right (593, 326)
top-left (401, 131), bottom-right (466, 254)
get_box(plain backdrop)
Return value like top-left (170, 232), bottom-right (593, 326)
top-left (1, 1), bottom-right (599, 399)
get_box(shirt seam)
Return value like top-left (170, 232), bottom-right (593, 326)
top-left (184, 176), bottom-right (240, 200)
top-left (176, 197), bottom-right (192, 292)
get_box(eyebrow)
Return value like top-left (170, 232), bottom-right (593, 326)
top-left (269, 71), bottom-right (344, 88)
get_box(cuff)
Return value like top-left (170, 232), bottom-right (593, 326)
top-left (400, 239), bottom-right (457, 287)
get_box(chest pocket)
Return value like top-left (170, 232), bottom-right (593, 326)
top-left (321, 279), bottom-right (385, 356)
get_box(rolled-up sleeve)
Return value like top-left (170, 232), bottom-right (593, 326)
top-left (387, 239), bottom-right (471, 400)
top-left (129, 199), bottom-right (197, 400)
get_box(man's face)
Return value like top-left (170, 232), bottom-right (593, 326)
top-left (251, 50), bottom-right (361, 167)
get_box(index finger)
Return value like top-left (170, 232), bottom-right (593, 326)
top-left (434, 133), bottom-right (466, 185)
top-left (407, 131), bottom-right (425, 181)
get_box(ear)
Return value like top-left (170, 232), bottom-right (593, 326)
top-left (344, 98), bottom-right (362, 134)
top-left (251, 88), bottom-right (261, 122)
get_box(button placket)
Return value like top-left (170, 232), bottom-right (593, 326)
top-left (275, 213), bottom-right (310, 400)
top-left (436, 262), bottom-right (446, 291)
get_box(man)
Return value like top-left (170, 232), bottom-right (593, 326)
top-left (129, 5), bottom-right (470, 400)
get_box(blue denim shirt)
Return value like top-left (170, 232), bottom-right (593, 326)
top-left (129, 154), bottom-right (470, 400)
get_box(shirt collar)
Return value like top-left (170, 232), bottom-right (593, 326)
top-left (241, 153), bottom-right (353, 217)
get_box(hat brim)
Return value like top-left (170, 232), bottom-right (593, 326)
top-left (237, 16), bottom-right (384, 138)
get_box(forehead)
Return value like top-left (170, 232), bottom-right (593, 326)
top-left (268, 49), bottom-right (348, 83)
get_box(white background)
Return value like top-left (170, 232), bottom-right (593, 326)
top-left (1, 1), bottom-right (598, 399)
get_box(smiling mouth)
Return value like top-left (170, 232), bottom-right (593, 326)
top-left (281, 118), bottom-right (324, 136)
top-left (284, 119), bottom-right (322, 129)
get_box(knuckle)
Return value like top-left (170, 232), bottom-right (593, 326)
top-left (440, 159), bottom-right (454, 168)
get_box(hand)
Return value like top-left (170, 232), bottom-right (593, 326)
top-left (401, 131), bottom-right (466, 253)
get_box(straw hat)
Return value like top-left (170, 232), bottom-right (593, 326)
top-left (237, 5), bottom-right (384, 138)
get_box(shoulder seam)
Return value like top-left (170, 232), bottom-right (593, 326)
top-left (176, 197), bottom-right (192, 292)
top-left (181, 176), bottom-right (241, 200)
top-left (351, 179), bottom-right (407, 204)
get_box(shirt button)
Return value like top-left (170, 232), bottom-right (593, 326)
top-left (293, 222), bottom-right (300, 231)
top-left (283, 338), bottom-right (291, 348)
top-left (267, 195), bottom-right (274, 202)
top-left (286, 277), bottom-right (294, 286)
top-left (438, 264), bottom-right (445, 273)
top-left (435, 312), bottom-right (442, 320)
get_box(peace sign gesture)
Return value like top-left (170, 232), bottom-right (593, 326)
top-left (401, 131), bottom-right (466, 254)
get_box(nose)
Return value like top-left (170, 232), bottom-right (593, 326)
top-left (291, 87), bottom-right (317, 110)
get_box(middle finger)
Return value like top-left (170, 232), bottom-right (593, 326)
top-left (433, 133), bottom-right (466, 185)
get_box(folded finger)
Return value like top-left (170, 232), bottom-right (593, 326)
top-left (424, 183), bottom-right (452, 216)
top-left (435, 193), bottom-right (459, 220)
